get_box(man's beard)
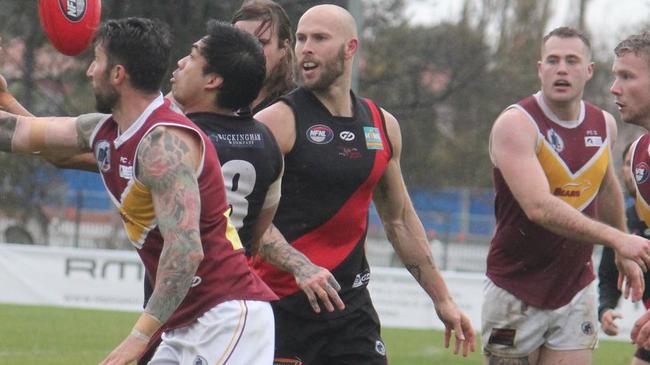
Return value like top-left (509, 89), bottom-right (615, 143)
top-left (301, 44), bottom-right (345, 92)
top-left (94, 85), bottom-right (119, 114)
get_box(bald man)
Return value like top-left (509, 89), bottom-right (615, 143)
top-left (254, 4), bottom-right (475, 364)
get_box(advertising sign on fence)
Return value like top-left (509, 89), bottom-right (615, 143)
top-left (0, 243), bottom-right (645, 342)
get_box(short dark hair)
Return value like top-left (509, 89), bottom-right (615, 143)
top-left (542, 26), bottom-right (591, 57)
top-left (94, 17), bottom-right (172, 93)
top-left (232, 0), bottom-right (295, 96)
top-left (201, 20), bottom-right (265, 110)
top-left (615, 32), bottom-right (650, 63)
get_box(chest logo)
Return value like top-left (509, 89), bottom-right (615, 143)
top-left (636, 162), bottom-right (650, 184)
top-left (546, 129), bottom-right (564, 153)
top-left (553, 180), bottom-right (592, 198)
top-left (95, 140), bottom-right (111, 173)
top-left (584, 136), bottom-right (603, 147)
top-left (364, 126), bottom-right (384, 150)
top-left (306, 124), bottom-right (334, 144)
top-left (339, 131), bottom-right (355, 141)
top-left (119, 164), bottom-right (133, 179)
top-left (338, 146), bottom-right (362, 160)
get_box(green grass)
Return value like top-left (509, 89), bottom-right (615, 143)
top-left (0, 303), bottom-right (638, 364)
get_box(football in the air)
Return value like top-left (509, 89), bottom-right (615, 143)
top-left (38, 0), bottom-right (102, 56)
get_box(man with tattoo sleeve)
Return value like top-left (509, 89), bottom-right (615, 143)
top-left (0, 11), bottom-right (342, 318)
top-left (0, 18), bottom-right (277, 365)
top-left (253, 5), bottom-right (475, 364)
top-left (138, 20), bottom-right (343, 365)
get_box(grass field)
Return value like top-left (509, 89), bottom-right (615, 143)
top-left (0, 303), bottom-right (638, 364)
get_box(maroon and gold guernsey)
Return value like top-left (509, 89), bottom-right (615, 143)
top-left (89, 95), bottom-right (277, 331)
top-left (488, 92), bottom-right (610, 309)
top-left (632, 134), bottom-right (650, 226)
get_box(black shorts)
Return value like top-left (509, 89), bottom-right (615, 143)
top-left (273, 302), bottom-right (387, 365)
top-left (636, 346), bottom-right (650, 362)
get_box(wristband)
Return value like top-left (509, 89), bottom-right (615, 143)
top-left (132, 312), bottom-right (162, 339)
top-left (129, 328), bottom-right (151, 342)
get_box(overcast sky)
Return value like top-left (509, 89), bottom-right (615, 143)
top-left (405, 0), bottom-right (650, 53)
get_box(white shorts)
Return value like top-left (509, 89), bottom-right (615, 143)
top-left (481, 279), bottom-right (598, 357)
top-left (149, 300), bottom-right (274, 365)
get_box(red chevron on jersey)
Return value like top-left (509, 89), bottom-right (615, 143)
top-left (253, 96), bottom-right (391, 297)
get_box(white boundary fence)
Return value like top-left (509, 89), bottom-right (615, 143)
top-left (0, 243), bottom-right (645, 342)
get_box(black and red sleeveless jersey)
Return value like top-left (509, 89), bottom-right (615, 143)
top-left (90, 96), bottom-right (277, 332)
top-left (252, 87), bottom-right (392, 318)
top-left (488, 92), bottom-right (609, 309)
top-left (188, 111), bottom-right (283, 256)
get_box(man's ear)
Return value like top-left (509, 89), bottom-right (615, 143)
top-left (345, 38), bottom-right (358, 60)
top-left (205, 73), bottom-right (223, 91)
top-left (111, 64), bottom-right (127, 85)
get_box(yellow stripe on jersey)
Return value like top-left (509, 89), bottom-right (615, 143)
top-left (118, 179), bottom-right (156, 248)
top-left (224, 208), bottom-right (243, 251)
top-left (636, 194), bottom-right (650, 227)
top-left (537, 138), bottom-right (609, 211)
top-left (117, 181), bottom-right (243, 251)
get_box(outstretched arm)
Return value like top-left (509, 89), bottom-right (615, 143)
top-left (99, 126), bottom-right (204, 365)
top-left (0, 110), bottom-right (103, 155)
top-left (0, 75), bottom-right (99, 171)
top-left (0, 74), bottom-right (33, 117)
top-left (373, 109), bottom-right (475, 357)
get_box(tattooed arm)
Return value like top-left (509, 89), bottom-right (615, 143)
top-left (0, 110), bottom-right (103, 158)
top-left (141, 126), bottom-right (204, 323)
top-left (256, 224), bottom-right (344, 313)
top-left (372, 109), bottom-right (475, 357)
top-left (100, 126), bottom-right (204, 365)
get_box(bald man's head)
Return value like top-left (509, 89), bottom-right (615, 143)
top-left (298, 4), bottom-right (357, 40)
top-left (295, 4), bottom-right (359, 92)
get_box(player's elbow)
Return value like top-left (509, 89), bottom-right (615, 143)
top-left (187, 249), bottom-right (204, 267)
top-left (521, 201), bottom-right (548, 225)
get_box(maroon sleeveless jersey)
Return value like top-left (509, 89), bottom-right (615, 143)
top-left (487, 93), bottom-right (610, 309)
top-left (90, 97), bottom-right (277, 331)
top-left (632, 134), bottom-right (650, 226)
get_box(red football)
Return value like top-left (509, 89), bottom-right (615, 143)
top-left (38, 0), bottom-right (102, 56)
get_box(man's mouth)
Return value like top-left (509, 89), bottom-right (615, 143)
top-left (302, 61), bottom-right (318, 71)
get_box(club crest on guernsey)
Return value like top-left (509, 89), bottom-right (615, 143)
top-left (546, 129), bottom-right (564, 153)
top-left (636, 162), bottom-right (650, 184)
top-left (95, 140), bottom-right (111, 172)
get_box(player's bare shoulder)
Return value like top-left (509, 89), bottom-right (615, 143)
top-left (602, 109), bottom-right (619, 142)
top-left (255, 101), bottom-right (295, 154)
top-left (76, 113), bottom-right (110, 150)
top-left (491, 107), bottom-right (538, 141)
top-left (490, 106), bottom-right (539, 166)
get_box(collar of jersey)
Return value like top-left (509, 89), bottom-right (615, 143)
top-left (534, 91), bottom-right (584, 129)
top-left (114, 93), bottom-right (165, 148)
